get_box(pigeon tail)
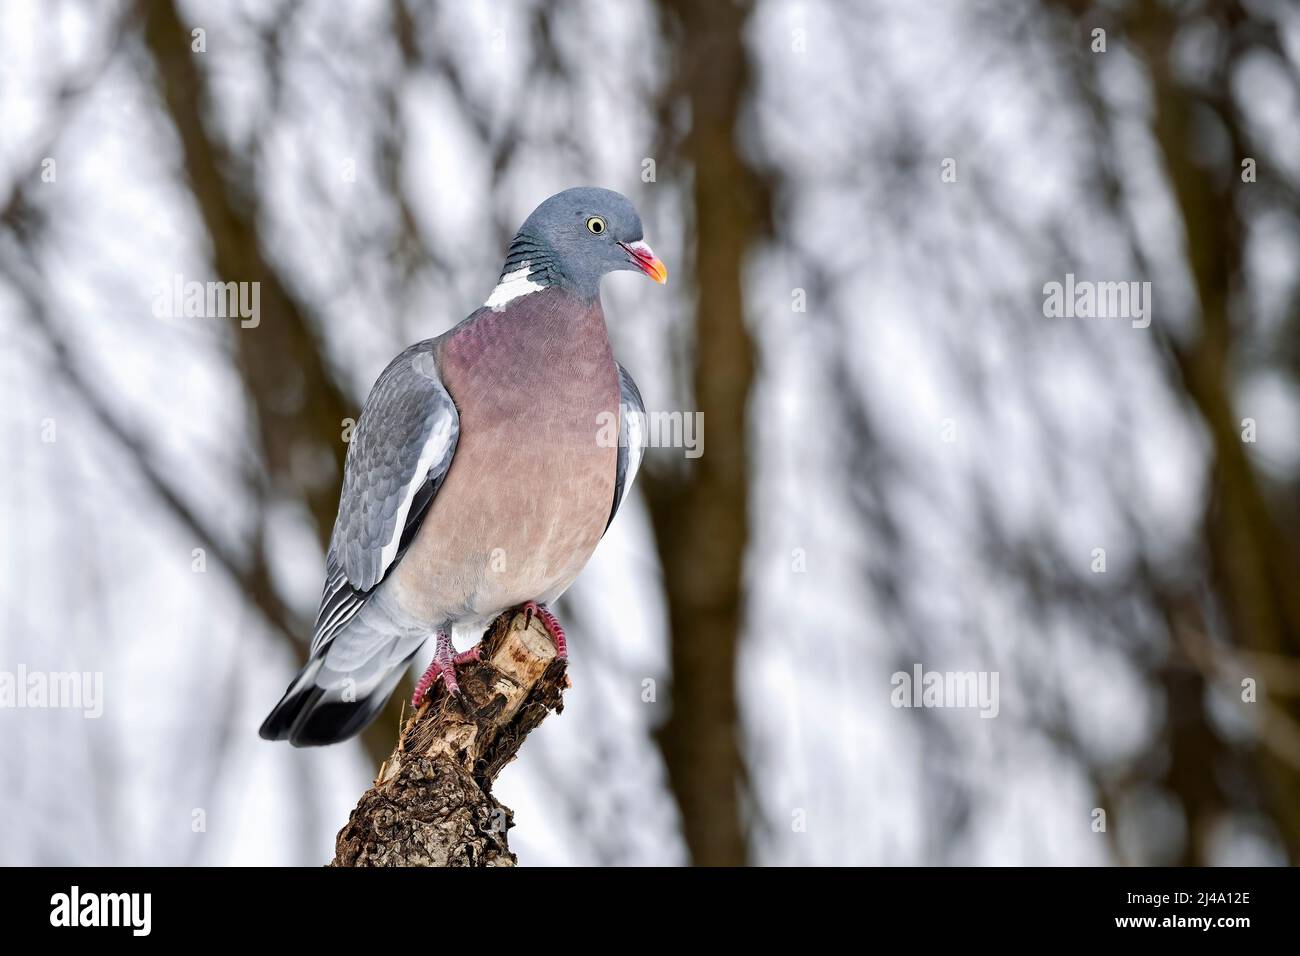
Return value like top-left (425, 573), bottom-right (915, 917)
top-left (260, 597), bottom-right (429, 746)
top-left (258, 647), bottom-right (420, 747)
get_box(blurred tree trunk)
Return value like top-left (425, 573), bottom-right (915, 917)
top-left (141, 0), bottom-right (407, 767)
top-left (1122, 1), bottom-right (1300, 861)
top-left (643, 0), bottom-right (770, 866)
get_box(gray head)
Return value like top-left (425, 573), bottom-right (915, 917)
top-left (498, 187), bottom-right (667, 299)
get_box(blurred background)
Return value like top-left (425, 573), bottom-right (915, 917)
top-left (2, 0), bottom-right (1299, 866)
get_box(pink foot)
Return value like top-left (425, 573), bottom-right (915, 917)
top-left (411, 639), bottom-right (481, 708)
top-left (522, 601), bottom-right (568, 659)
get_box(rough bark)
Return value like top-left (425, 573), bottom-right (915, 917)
top-left (331, 610), bottom-right (567, 867)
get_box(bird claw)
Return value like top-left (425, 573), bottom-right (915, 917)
top-left (411, 641), bottom-right (482, 708)
top-left (520, 601), bottom-right (568, 660)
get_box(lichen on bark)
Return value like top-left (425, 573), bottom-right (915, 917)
top-left (331, 610), bottom-right (567, 867)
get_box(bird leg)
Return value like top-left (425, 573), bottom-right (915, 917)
top-left (411, 631), bottom-right (482, 707)
top-left (521, 601), bottom-right (568, 660)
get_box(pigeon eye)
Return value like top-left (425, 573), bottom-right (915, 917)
top-left (586, 216), bottom-right (606, 235)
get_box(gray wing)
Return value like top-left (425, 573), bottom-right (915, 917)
top-left (311, 343), bottom-right (459, 653)
top-left (606, 363), bottom-right (646, 531)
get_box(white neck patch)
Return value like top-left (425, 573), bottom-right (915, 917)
top-left (485, 261), bottom-right (546, 311)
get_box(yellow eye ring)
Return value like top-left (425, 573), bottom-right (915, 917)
top-left (586, 216), bottom-right (606, 235)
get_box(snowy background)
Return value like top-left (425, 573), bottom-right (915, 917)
top-left (2, 0), bottom-right (1299, 865)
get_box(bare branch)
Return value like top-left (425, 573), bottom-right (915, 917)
top-left (332, 610), bottom-right (568, 867)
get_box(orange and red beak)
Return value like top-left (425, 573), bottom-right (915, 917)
top-left (620, 240), bottom-right (668, 284)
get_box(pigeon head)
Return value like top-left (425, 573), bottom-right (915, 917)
top-left (499, 187), bottom-right (667, 299)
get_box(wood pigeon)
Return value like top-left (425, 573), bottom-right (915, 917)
top-left (259, 187), bottom-right (665, 746)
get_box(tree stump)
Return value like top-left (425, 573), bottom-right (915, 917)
top-left (331, 610), bottom-right (567, 866)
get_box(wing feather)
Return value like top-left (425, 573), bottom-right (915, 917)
top-left (310, 343), bottom-right (459, 653)
top-left (606, 363), bottom-right (646, 531)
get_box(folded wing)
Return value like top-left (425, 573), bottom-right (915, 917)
top-left (606, 363), bottom-right (646, 531)
top-left (312, 344), bottom-right (460, 654)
